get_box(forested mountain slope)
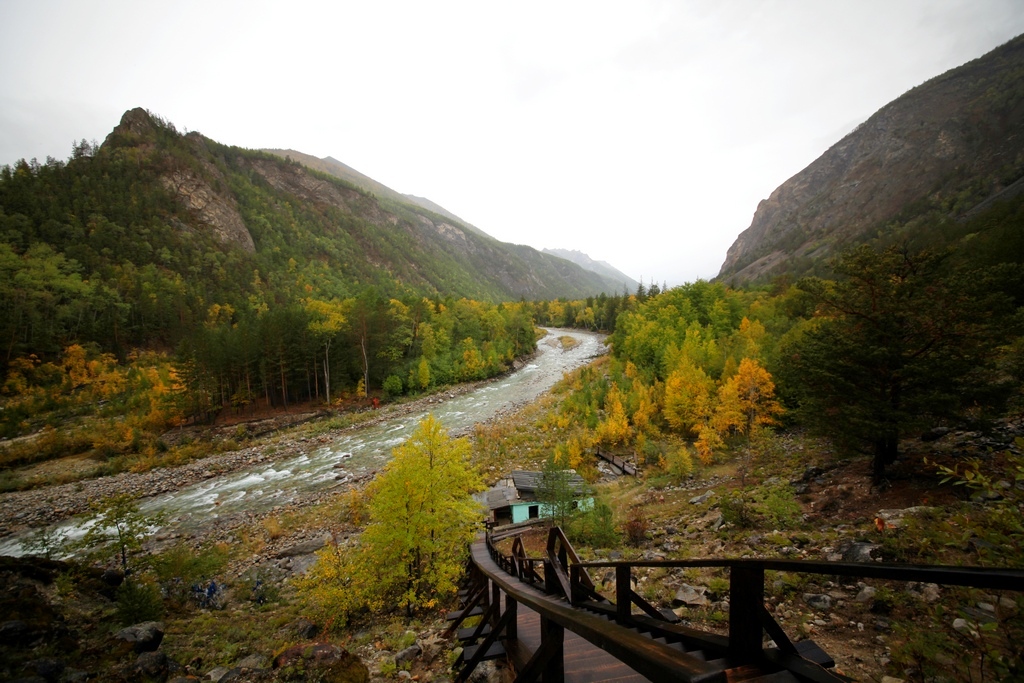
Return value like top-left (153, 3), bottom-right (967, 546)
top-left (261, 148), bottom-right (490, 238)
top-left (718, 34), bottom-right (1024, 284)
top-left (0, 108), bottom-right (624, 361)
top-left (0, 107), bottom-right (644, 434)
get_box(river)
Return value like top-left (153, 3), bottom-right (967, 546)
top-left (0, 328), bottom-right (606, 555)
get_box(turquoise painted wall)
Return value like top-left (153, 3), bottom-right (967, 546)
top-left (509, 498), bottom-right (593, 524)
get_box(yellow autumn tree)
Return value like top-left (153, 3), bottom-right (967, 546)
top-left (596, 384), bottom-right (631, 445)
top-left (305, 297), bottom-right (349, 405)
top-left (457, 338), bottom-right (485, 381)
top-left (663, 357), bottom-right (716, 436)
top-left (299, 416), bottom-right (483, 624)
top-left (713, 358), bottom-right (784, 437)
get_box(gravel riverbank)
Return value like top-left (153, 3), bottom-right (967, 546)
top-left (0, 374), bottom-right (522, 542)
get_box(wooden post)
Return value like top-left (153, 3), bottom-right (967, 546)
top-left (505, 595), bottom-right (517, 640)
top-left (541, 616), bottom-right (564, 683)
top-left (544, 559), bottom-right (559, 595)
top-left (729, 564), bottom-right (766, 662)
top-left (616, 565), bottom-right (631, 620)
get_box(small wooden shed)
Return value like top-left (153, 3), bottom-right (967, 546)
top-left (477, 469), bottom-right (591, 526)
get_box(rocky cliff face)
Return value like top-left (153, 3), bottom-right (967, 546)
top-left (104, 108), bottom-right (256, 253)
top-left (718, 35), bottom-right (1024, 284)
top-left (161, 168), bottom-right (255, 253)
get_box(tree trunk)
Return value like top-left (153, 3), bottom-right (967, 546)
top-left (323, 341), bottom-right (332, 405)
top-left (360, 332), bottom-right (369, 396)
top-left (872, 433), bottom-right (899, 484)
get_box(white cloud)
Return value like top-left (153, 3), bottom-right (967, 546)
top-left (2, 0), bottom-right (1022, 285)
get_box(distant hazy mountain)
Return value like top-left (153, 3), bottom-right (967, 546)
top-left (718, 35), bottom-right (1024, 285)
top-left (401, 194), bottom-right (487, 237)
top-left (543, 248), bottom-right (638, 292)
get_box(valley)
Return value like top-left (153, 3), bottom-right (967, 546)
top-left (0, 329), bottom-right (607, 555)
top-left (1, 31), bottom-right (1023, 683)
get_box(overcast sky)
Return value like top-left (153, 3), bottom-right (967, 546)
top-left (2, 1), bottom-right (1022, 286)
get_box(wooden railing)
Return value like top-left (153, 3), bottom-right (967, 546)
top-left (464, 525), bottom-right (1024, 683)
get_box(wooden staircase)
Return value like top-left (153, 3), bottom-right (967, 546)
top-left (448, 526), bottom-right (1023, 683)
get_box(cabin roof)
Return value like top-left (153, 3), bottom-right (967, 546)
top-left (510, 469), bottom-right (587, 495)
top-left (476, 470), bottom-right (590, 511)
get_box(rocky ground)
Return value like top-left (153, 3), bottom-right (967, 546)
top-left (1, 396), bottom-right (1021, 682)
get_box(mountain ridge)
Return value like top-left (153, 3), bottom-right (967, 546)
top-left (718, 34), bottom-right (1024, 284)
top-left (87, 116), bottom-right (627, 302)
top-left (542, 248), bottom-right (638, 292)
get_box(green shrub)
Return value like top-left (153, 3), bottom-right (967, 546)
top-left (151, 543), bottom-right (229, 610)
top-left (571, 501), bottom-right (618, 548)
top-left (720, 484), bottom-right (801, 530)
top-left (382, 375), bottom-right (403, 398)
top-left (115, 578), bottom-right (164, 625)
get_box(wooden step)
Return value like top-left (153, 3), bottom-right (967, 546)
top-left (446, 605), bottom-right (483, 621)
top-left (659, 608), bottom-right (681, 623)
top-left (457, 625), bottom-right (492, 643)
top-left (461, 642), bottom-right (506, 663)
top-left (741, 672), bottom-right (800, 683)
top-left (795, 639), bottom-right (835, 668)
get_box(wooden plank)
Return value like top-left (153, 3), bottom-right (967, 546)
top-left (462, 642), bottom-right (506, 661)
top-left (458, 625), bottom-right (491, 642)
top-left (794, 640), bottom-right (835, 668)
top-left (446, 605), bottom-right (483, 620)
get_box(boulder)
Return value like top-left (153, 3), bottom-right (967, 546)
top-left (803, 593), bottom-right (833, 611)
top-left (689, 491), bottom-right (715, 505)
top-left (672, 584), bottom-right (710, 608)
top-left (273, 643), bottom-right (368, 683)
top-left (876, 507), bottom-right (937, 529)
top-left (855, 586), bottom-right (876, 603)
top-left (205, 666), bottom-right (230, 682)
top-left (21, 658), bottom-right (64, 683)
top-left (136, 651), bottom-right (169, 678)
top-left (395, 644), bottom-right (421, 664)
top-left (235, 653), bottom-right (266, 669)
top-left (840, 542), bottom-right (881, 563)
top-left (114, 621), bottom-right (165, 653)
top-left (290, 617), bottom-right (321, 639)
top-left (275, 534), bottom-right (332, 558)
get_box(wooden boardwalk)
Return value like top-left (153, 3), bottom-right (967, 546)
top-left (506, 603), bottom-right (648, 682)
top-left (470, 540), bottom-right (654, 682)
